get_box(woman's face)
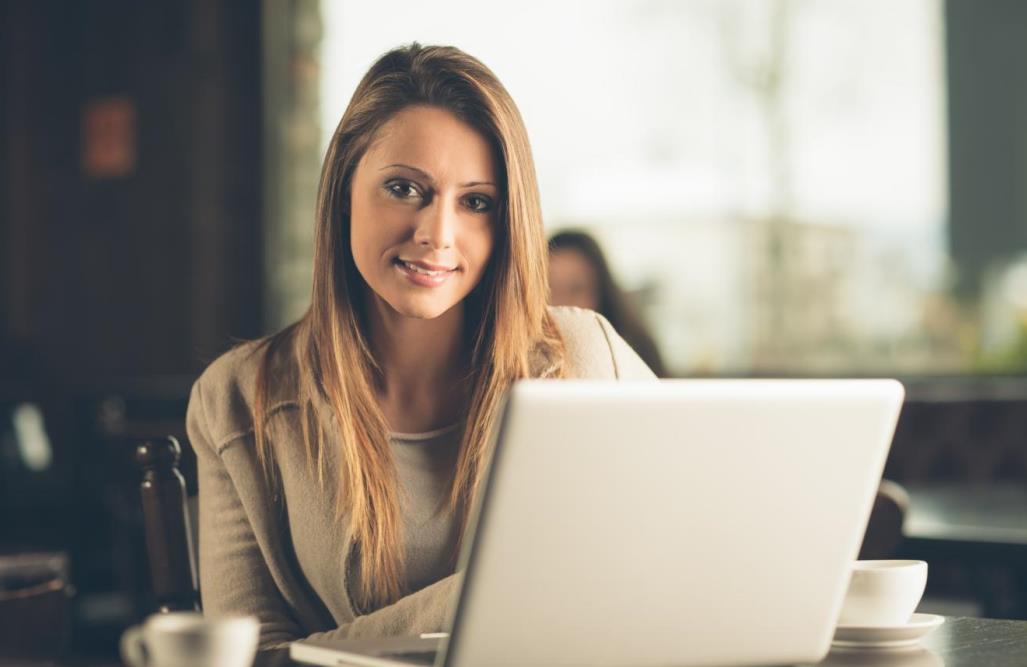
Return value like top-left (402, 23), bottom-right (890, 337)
top-left (349, 105), bottom-right (499, 320)
top-left (548, 247), bottom-right (600, 311)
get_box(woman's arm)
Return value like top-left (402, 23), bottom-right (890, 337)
top-left (188, 380), bottom-right (461, 650)
top-left (288, 573), bottom-right (462, 650)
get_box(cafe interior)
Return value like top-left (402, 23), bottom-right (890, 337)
top-left (2, 0), bottom-right (1026, 665)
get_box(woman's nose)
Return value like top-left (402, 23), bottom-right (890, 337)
top-left (413, 198), bottom-right (456, 250)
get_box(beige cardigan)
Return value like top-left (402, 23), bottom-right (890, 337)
top-left (186, 306), bottom-right (655, 649)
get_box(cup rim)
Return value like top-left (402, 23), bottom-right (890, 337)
top-left (852, 559), bottom-right (926, 571)
top-left (145, 612), bottom-right (258, 632)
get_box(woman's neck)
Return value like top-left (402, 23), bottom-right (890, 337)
top-left (366, 298), bottom-right (468, 434)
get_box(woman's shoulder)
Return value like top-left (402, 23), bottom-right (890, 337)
top-left (188, 336), bottom-right (301, 449)
top-left (546, 305), bottom-right (657, 380)
top-left (194, 338), bottom-right (269, 399)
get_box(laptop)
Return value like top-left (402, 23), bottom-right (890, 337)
top-left (291, 379), bottom-right (904, 667)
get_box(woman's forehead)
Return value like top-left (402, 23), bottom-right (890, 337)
top-left (363, 106), bottom-right (498, 185)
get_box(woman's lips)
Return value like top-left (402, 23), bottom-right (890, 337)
top-left (393, 258), bottom-right (456, 287)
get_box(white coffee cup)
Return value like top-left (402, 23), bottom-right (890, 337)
top-left (838, 560), bottom-right (927, 627)
top-left (120, 611), bottom-right (259, 667)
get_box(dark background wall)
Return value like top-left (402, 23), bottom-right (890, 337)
top-left (1, 0), bottom-right (264, 386)
top-left (0, 0), bottom-right (266, 651)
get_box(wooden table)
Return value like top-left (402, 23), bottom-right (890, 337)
top-left (9, 616), bottom-right (1025, 666)
top-left (904, 483), bottom-right (1027, 549)
top-left (241, 616), bottom-right (1027, 667)
top-left (813, 616), bottom-right (1027, 666)
top-left (900, 483), bottom-right (1027, 618)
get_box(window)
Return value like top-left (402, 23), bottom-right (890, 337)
top-left (311, 0), bottom-right (1027, 376)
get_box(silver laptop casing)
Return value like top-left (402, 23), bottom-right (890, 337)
top-left (294, 379), bottom-right (904, 667)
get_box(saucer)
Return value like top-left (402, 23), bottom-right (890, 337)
top-left (832, 613), bottom-right (945, 648)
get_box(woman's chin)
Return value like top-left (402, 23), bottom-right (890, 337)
top-left (381, 293), bottom-right (461, 321)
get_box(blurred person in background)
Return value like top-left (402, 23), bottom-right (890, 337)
top-left (548, 230), bottom-right (668, 377)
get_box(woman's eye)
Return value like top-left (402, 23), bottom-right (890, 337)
top-left (464, 195), bottom-right (493, 213)
top-left (385, 181), bottom-right (421, 200)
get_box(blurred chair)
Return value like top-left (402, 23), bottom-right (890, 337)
top-left (859, 480), bottom-right (910, 560)
top-left (135, 437), bottom-right (200, 612)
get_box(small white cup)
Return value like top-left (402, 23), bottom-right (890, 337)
top-left (838, 560), bottom-right (927, 627)
top-left (120, 611), bottom-right (259, 667)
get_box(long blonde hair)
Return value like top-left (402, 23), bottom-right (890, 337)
top-left (251, 44), bottom-right (564, 611)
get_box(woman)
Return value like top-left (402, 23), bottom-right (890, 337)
top-left (186, 43), bottom-right (654, 650)
top-left (549, 230), bottom-right (668, 377)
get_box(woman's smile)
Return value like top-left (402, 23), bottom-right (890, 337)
top-left (393, 257), bottom-right (459, 287)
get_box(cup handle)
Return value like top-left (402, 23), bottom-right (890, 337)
top-left (120, 625), bottom-right (148, 667)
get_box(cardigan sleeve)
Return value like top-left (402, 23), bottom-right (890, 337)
top-left (548, 306), bottom-right (658, 380)
top-left (188, 379), bottom-right (462, 650)
top-left (289, 573), bottom-right (463, 649)
top-left (594, 312), bottom-right (659, 381)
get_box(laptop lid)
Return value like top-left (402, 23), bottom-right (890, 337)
top-left (441, 379), bottom-right (904, 667)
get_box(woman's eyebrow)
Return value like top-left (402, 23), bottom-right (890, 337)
top-left (380, 163), bottom-right (496, 189)
top-left (380, 163), bottom-right (432, 181)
